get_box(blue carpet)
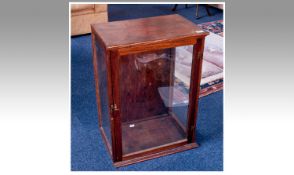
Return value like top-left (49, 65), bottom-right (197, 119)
top-left (71, 4), bottom-right (223, 171)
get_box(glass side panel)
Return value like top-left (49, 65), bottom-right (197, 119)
top-left (119, 46), bottom-right (193, 155)
top-left (95, 42), bottom-right (112, 149)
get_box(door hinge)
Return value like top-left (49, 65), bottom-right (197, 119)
top-left (110, 104), bottom-right (119, 112)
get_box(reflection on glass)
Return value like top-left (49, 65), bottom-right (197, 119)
top-left (119, 46), bottom-right (193, 155)
top-left (96, 43), bottom-right (112, 149)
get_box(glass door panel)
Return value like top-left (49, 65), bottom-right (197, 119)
top-left (119, 46), bottom-right (193, 155)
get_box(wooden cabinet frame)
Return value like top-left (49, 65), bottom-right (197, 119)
top-left (91, 14), bottom-right (208, 167)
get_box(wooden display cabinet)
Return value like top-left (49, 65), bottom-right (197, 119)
top-left (91, 14), bottom-right (209, 167)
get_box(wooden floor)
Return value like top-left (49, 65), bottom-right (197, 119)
top-left (122, 114), bottom-right (186, 155)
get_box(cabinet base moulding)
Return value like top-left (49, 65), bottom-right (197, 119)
top-left (114, 142), bottom-right (199, 167)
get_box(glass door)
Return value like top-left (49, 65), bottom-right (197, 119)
top-left (119, 45), bottom-right (194, 156)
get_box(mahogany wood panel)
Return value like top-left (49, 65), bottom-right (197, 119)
top-left (91, 14), bottom-right (208, 50)
top-left (109, 50), bottom-right (123, 161)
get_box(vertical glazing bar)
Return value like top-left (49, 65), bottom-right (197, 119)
top-left (109, 50), bottom-right (123, 162)
top-left (187, 38), bottom-right (205, 143)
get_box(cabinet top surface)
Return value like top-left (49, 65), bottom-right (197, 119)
top-left (91, 14), bottom-right (208, 49)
